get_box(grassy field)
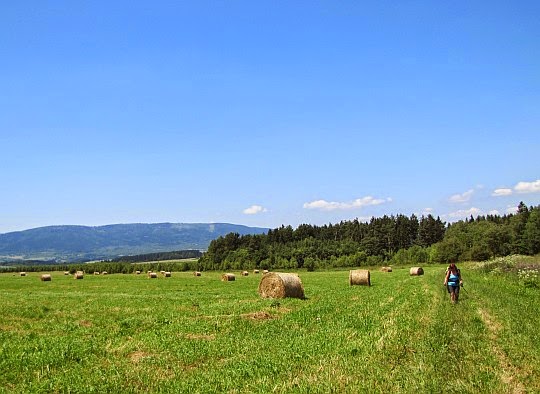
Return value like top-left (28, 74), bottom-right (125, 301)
top-left (1, 263), bottom-right (539, 393)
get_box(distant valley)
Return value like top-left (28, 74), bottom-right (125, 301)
top-left (0, 223), bottom-right (268, 262)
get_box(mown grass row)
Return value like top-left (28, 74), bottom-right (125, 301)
top-left (1, 264), bottom-right (539, 393)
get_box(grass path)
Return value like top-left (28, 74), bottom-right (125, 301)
top-left (0, 265), bottom-right (539, 393)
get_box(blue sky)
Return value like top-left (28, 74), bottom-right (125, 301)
top-left (1, 1), bottom-right (539, 233)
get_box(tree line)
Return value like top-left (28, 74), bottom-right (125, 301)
top-left (198, 202), bottom-right (540, 271)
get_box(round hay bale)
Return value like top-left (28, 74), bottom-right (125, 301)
top-left (160, 270), bottom-right (166, 275)
top-left (64, 271), bottom-right (70, 275)
top-left (410, 267), bottom-right (424, 276)
top-left (241, 271), bottom-right (249, 276)
top-left (40, 274), bottom-right (52, 282)
top-left (258, 272), bottom-right (305, 299)
top-left (102, 271), bottom-right (108, 275)
top-left (94, 272), bottom-right (100, 275)
top-left (253, 269), bottom-right (260, 274)
top-left (381, 266), bottom-right (393, 272)
top-left (20, 272), bottom-right (27, 277)
top-left (164, 271), bottom-right (171, 277)
top-left (221, 273), bottom-right (236, 282)
top-left (148, 272), bottom-right (157, 278)
top-left (74, 272), bottom-right (84, 279)
top-left (263, 269), bottom-right (269, 274)
top-left (349, 270), bottom-right (371, 286)
top-left (193, 271), bottom-right (202, 276)
top-left (135, 270), bottom-right (141, 275)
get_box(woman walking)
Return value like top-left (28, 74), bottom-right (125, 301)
top-left (444, 263), bottom-right (463, 304)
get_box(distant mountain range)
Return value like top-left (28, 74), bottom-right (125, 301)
top-left (0, 223), bottom-right (269, 262)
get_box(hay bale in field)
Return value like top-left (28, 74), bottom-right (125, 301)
top-left (40, 274), bottom-right (52, 282)
top-left (349, 270), bottom-right (371, 286)
top-left (263, 269), bottom-right (269, 274)
top-left (221, 273), bottom-right (236, 282)
top-left (102, 271), bottom-right (108, 275)
top-left (193, 271), bottom-right (202, 276)
top-left (94, 271), bottom-right (100, 275)
top-left (74, 272), bottom-right (84, 279)
top-left (258, 272), bottom-right (305, 299)
top-left (410, 267), bottom-right (424, 276)
top-left (135, 270), bottom-right (141, 275)
top-left (64, 271), bottom-right (70, 275)
top-left (160, 270), bottom-right (166, 275)
top-left (20, 272), bottom-right (27, 277)
top-left (148, 272), bottom-right (157, 278)
top-left (164, 272), bottom-right (171, 277)
top-left (253, 269), bottom-right (260, 274)
top-left (381, 266), bottom-right (393, 272)
top-left (242, 271), bottom-right (249, 276)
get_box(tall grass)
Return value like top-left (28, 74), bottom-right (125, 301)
top-left (0, 264), bottom-right (539, 393)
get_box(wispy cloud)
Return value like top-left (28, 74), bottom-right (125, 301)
top-left (303, 196), bottom-right (391, 211)
top-left (492, 179), bottom-right (540, 196)
top-left (242, 205), bottom-right (267, 215)
top-left (515, 179), bottom-right (540, 194)
top-left (444, 207), bottom-right (482, 219)
top-left (492, 188), bottom-right (513, 197)
top-left (449, 189), bottom-right (474, 203)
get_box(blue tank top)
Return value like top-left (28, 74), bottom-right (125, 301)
top-left (448, 273), bottom-right (459, 286)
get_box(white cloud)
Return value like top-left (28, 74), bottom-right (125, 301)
top-left (514, 179), bottom-right (540, 194)
top-left (303, 196), bottom-right (391, 211)
top-left (445, 207), bottom-right (482, 219)
top-left (506, 205), bottom-right (519, 214)
top-left (492, 188), bottom-right (513, 197)
top-left (242, 205), bottom-right (267, 215)
top-left (488, 210), bottom-right (500, 215)
top-left (449, 189), bottom-right (474, 203)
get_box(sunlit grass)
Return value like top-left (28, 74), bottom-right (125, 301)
top-left (1, 264), bottom-right (539, 393)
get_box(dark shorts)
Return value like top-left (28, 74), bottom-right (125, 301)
top-left (447, 284), bottom-right (460, 294)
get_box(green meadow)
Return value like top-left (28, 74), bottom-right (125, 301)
top-left (1, 263), bottom-right (539, 393)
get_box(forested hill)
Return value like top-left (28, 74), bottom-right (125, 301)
top-left (199, 202), bottom-right (540, 271)
top-left (0, 223), bottom-right (268, 262)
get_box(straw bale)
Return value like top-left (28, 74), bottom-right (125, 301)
top-left (74, 272), bottom-right (84, 279)
top-left (221, 273), bottom-right (236, 281)
top-left (20, 272), bottom-right (26, 277)
top-left (349, 270), bottom-right (371, 286)
top-left (410, 267), bottom-right (424, 276)
top-left (94, 272), bottom-right (100, 275)
top-left (193, 271), bottom-right (202, 276)
top-left (135, 271), bottom-right (141, 275)
top-left (258, 272), bottom-right (305, 299)
top-left (253, 269), bottom-right (260, 274)
top-left (381, 266), bottom-right (393, 272)
top-left (64, 271), bottom-right (70, 275)
top-left (148, 272), bottom-right (158, 278)
top-left (164, 271), bottom-right (171, 277)
top-left (40, 274), bottom-right (52, 282)
top-left (102, 271), bottom-right (108, 275)
top-left (263, 270), bottom-right (269, 274)
top-left (241, 271), bottom-right (249, 276)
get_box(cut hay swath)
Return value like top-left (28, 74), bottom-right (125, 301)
top-left (221, 273), bottom-right (236, 281)
top-left (381, 266), bottom-right (393, 272)
top-left (193, 271), bottom-right (202, 277)
top-left (258, 272), bottom-right (305, 299)
top-left (349, 270), bottom-right (371, 286)
top-left (40, 274), bottom-right (52, 282)
top-left (410, 267), bottom-right (424, 276)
